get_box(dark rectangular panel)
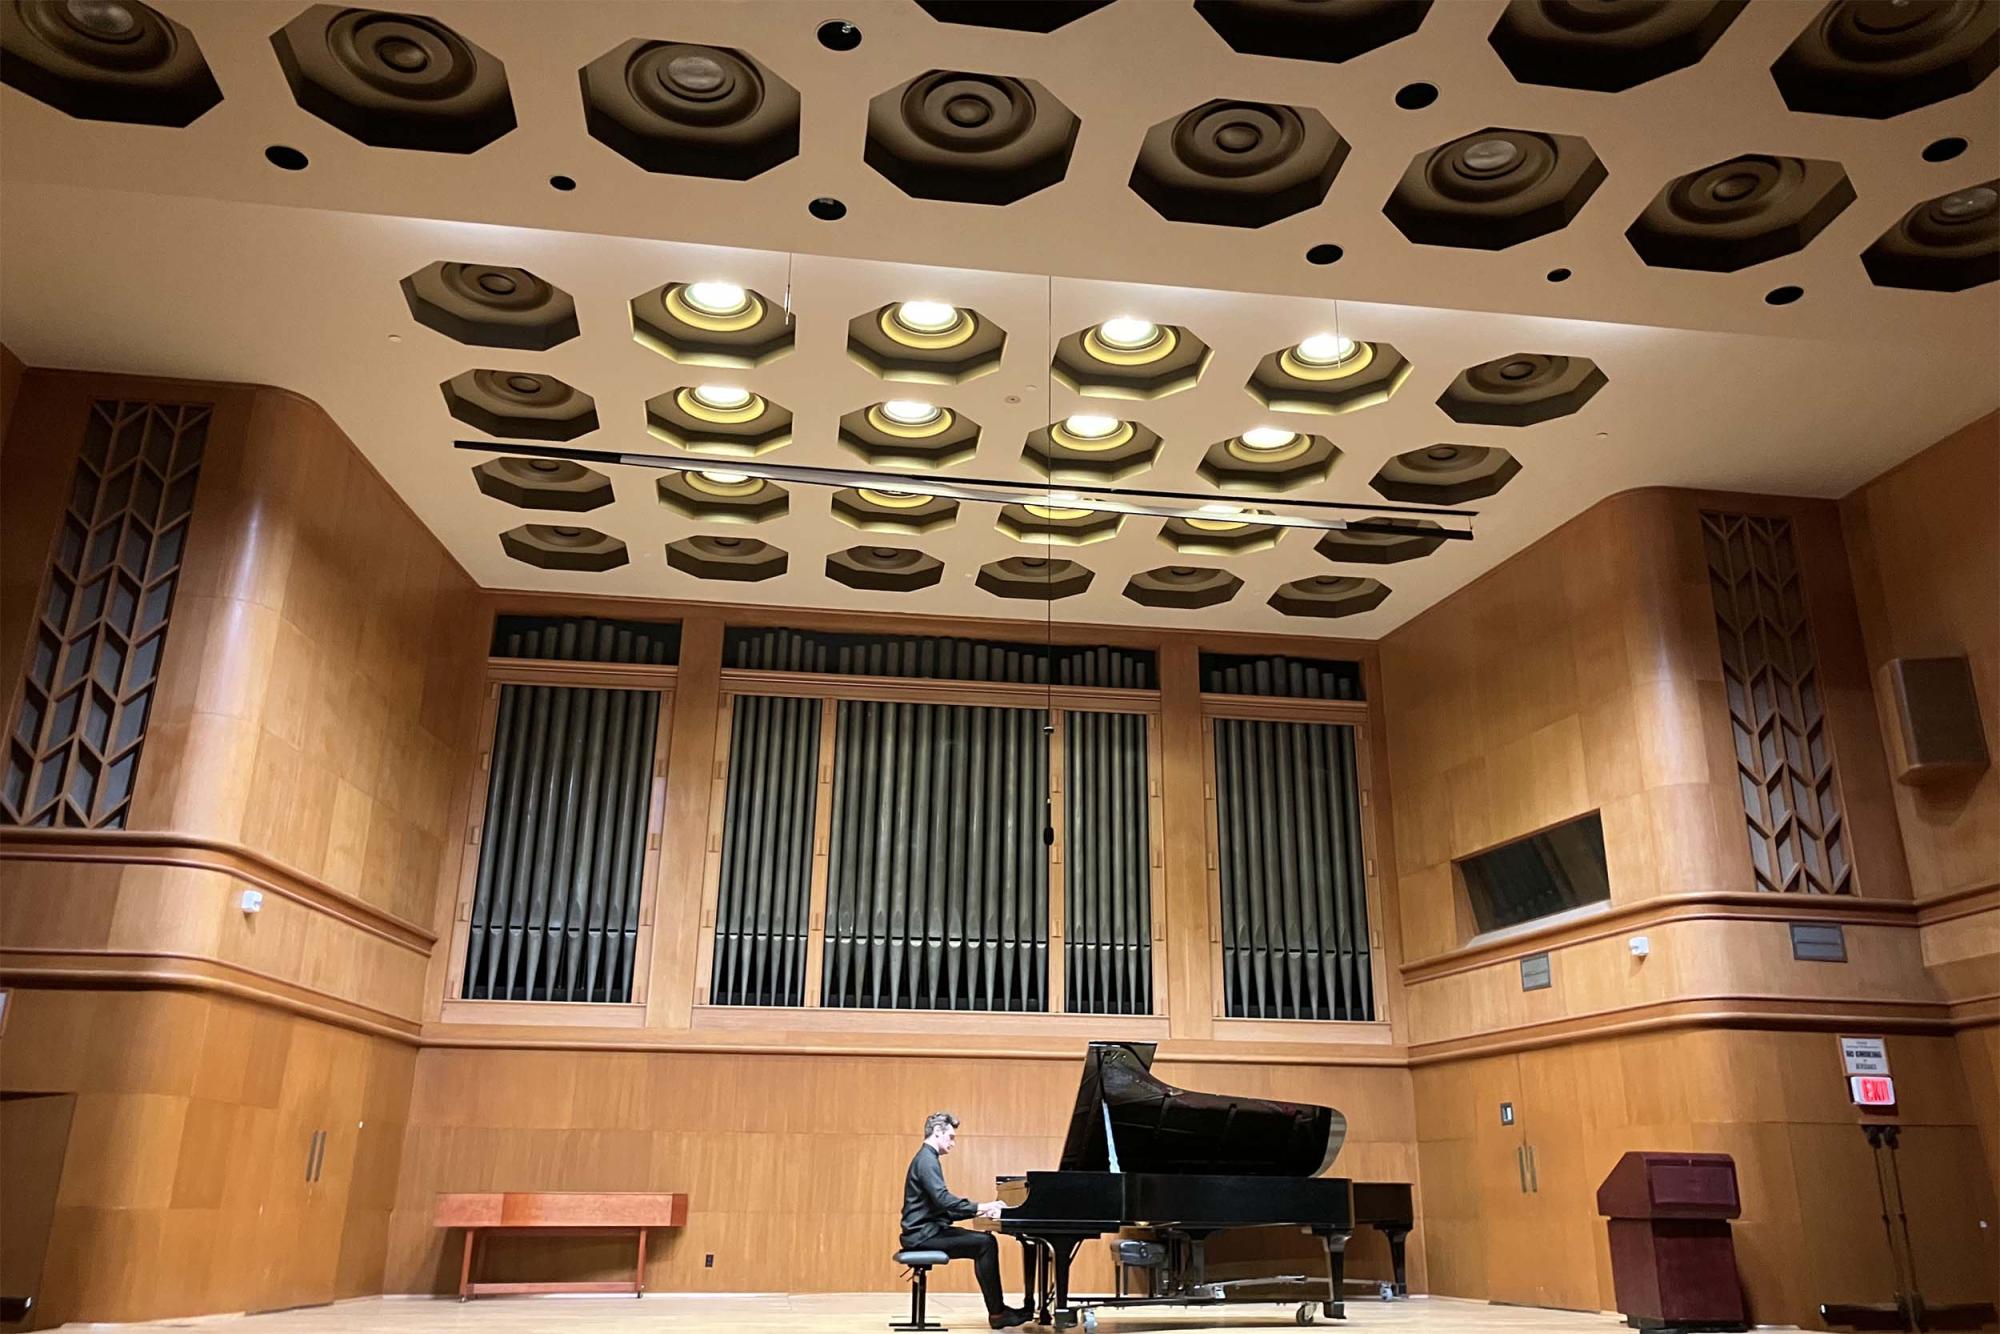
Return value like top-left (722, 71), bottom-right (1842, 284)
top-left (1456, 811), bottom-right (1611, 935)
top-left (1519, 952), bottom-right (1552, 991)
top-left (1789, 922), bottom-right (1847, 962)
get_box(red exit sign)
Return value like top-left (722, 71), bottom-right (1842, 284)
top-left (1850, 1075), bottom-right (1896, 1107)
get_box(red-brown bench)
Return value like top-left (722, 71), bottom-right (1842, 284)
top-left (434, 1192), bottom-right (688, 1299)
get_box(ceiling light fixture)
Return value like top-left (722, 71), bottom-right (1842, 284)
top-left (683, 281), bottom-right (750, 316)
top-left (1063, 413), bottom-right (1121, 439)
top-left (880, 399), bottom-right (944, 425)
top-left (1095, 317), bottom-right (1160, 350)
top-left (691, 384), bottom-right (753, 410)
top-left (1238, 427), bottom-right (1298, 450)
top-left (698, 470), bottom-right (751, 485)
top-left (1295, 333), bottom-right (1358, 366)
top-left (893, 300), bottom-right (961, 333)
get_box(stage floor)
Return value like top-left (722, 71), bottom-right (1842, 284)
top-left (100, 1294), bottom-right (1744, 1333)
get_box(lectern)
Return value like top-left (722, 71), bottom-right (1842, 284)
top-left (1595, 1152), bottom-right (1747, 1332)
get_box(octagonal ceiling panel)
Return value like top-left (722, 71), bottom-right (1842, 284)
top-left (1, 0), bottom-right (1995, 640)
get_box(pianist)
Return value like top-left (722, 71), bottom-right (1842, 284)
top-left (901, 1111), bottom-right (1030, 1330)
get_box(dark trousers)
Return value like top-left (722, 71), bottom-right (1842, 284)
top-left (919, 1226), bottom-right (1006, 1315)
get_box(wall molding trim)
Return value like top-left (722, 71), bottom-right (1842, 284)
top-left (0, 947), bottom-right (422, 1043)
top-left (1915, 880), bottom-right (2000, 927)
top-left (1407, 993), bottom-right (1961, 1066)
top-left (0, 828), bottom-right (437, 954)
top-left (1400, 891), bottom-right (1923, 984)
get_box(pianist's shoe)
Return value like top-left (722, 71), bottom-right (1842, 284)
top-left (988, 1306), bottom-right (1033, 1329)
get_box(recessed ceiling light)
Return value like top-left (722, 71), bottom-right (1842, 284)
top-left (683, 281), bottom-right (749, 316)
top-left (1096, 317), bottom-right (1160, 350)
top-left (698, 470), bottom-right (751, 484)
top-left (1425, 445), bottom-right (1462, 462)
top-left (881, 399), bottom-right (943, 425)
top-left (691, 384), bottom-right (753, 410)
top-left (1198, 503), bottom-right (1243, 515)
top-left (1063, 413), bottom-right (1121, 439)
top-left (1238, 426), bottom-right (1298, 450)
top-left (894, 300), bottom-right (960, 333)
top-left (1049, 491), bottom-right (1080, 503)
top-left (1294, 333), bottom-right (1358, 366)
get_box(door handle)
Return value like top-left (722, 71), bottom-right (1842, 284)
top-left (1525, 1144), bottom-right (1539, 1194)
top-left (306, 1129), bottom-right (326, 1183)
top-left (1516, 1145), bottom-right (1528, 1193)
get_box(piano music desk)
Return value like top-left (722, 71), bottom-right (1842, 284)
top-left (433, 1192), bottom-right (688, 1299)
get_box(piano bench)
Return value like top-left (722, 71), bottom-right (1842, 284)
top-left (891, 1251), bottom-right (952, 1332)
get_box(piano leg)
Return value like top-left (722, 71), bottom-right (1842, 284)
top-left (1381, 1225), bottom-right (1411, 1298)
top-left (1052, 1240), bottom-right (1078, 1328)
top-left (1314, 1228), bottom-right (1351, 1320)
top-left (1014, 1237), bottom-right (1047, 1322)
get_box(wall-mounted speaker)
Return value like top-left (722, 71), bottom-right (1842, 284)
top-left (1882, 656), bottom-right (1989, 786)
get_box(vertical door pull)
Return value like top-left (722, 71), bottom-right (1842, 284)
top-left (1516, 1145), bottom-right (1528, 1193)
top-left (1526, 1144), bottom-right (1539, 1193)
top-left (306, 1129), bottom-right (327, 1182)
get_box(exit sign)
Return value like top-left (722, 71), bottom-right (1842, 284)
top-left (1850, 1075), bottom-right (1896, 1107)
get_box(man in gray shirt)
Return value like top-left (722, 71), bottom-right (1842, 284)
top-left (900, 1111), bottom-right (1029, 1329)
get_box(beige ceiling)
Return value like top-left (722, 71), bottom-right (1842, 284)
top-left (2, 0), bottom-right (1996, 638)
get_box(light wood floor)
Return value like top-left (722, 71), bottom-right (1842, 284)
top-left (95, 1294), bottom-right (1779, 1333)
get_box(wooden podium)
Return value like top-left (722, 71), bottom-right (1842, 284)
top-left (434, 1192), bottom-right (688, 1299)
top-left (1595, 1153), bottom-right (1746, 1331)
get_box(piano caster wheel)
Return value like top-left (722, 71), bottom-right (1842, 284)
top-left (1295, 1302), bottom-right (1318, 1325)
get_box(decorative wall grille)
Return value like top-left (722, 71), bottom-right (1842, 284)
top-left (710, 695), bottom-right (822, 1007)
top-left (1212, 718), bottom-right (1374, 1021)
top-left (3, 399), bottom-right (208, 829)
top-left (1701, 511), bottom-right (1852, 895)
top-left (823, 700), bottom-right (1049, 1010)
top-left (1063, 710), bottom-right (1153, 1015)
top-left (726, 626), bottom-right (1155, 688)
top-left (463, 683), bottom-right (660, 1001)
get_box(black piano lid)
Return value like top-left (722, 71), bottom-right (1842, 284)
top-left (1057, 1040), bottom-right (1347, 1177)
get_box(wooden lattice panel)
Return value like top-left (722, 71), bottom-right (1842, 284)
top-left (1701, 511), bottom-right (1852, 895)
top-left (3, 400), bottom-right (209, 828)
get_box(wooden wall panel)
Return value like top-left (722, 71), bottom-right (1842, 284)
top-left (1415, 1028), bottom-right (1997, 1327)
top-left (1841, 410), bottom-right (2000, 1200)
top-left (0, 986), bottom-right (413, 1328)
top-left (383, 1047), bottom-right (1420, 1298)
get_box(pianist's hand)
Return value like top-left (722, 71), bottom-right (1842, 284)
top-left (976, 1201), bottom-right (1005, 1220)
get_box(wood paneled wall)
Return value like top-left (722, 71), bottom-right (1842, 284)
top-left (385, 1048), bottom-right (1420, 1298)
top-left (0, 369), bottom-right (479, 1323)
top-left (1841, 411), bottom-right (2000, 1201)
top-left (2, 370), bottom-right (483, 1034)
top-left (0, 986), bottom-right (414, 1327)
top-left (1415, 1027), bottom-right (1996, 1325)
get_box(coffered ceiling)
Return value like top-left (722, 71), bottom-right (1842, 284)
top-left (1, 0), bottom-right (1995, 636)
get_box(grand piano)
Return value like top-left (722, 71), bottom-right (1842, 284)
top-left (994, 1041), bottom-right (1370, 1328)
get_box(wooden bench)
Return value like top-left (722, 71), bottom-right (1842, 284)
top-left (434, 1192), bottom-right (688, 1299)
